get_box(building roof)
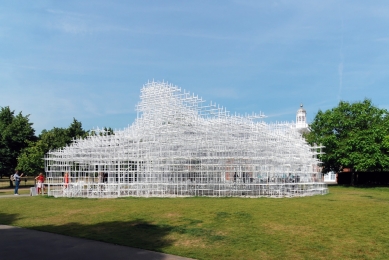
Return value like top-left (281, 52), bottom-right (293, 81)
top-left (297, 104), bottom-right (306, 113)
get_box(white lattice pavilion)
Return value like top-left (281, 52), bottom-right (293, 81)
top-left (45, 81), bottom-right (328, 198)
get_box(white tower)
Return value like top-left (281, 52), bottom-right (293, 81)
top-left (296, 104), bottom-right (308, 130)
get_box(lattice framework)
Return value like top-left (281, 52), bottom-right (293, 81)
top-left (45, 81), bottom-right (328, 198)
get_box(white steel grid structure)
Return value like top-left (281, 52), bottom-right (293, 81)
top-left (45, 81), bottom-right (328, 198)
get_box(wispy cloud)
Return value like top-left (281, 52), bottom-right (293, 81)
top-left (44, 6), bottom-right (249, 41)
top-left (374, 37), bottom-right (389, 42)
top-left (46, 8), bottom-right (105, 34)
top-left (1, 1), bottom-right (387, 133)
top-left (46, 9), bottom-right (90, 17)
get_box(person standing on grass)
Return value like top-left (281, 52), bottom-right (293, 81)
top-left (64, 172), bottom-right (69, 188)
top-left (35, 173), bottom-right (45, 195)
top-left (14, 170), bottom-right (23, 195)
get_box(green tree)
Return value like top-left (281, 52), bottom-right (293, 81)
top-left (383, 135), bottom-right (389, 152)
top-left (17, 118), bottom-right (88, 175)
top-left (67, 118), bottom-right (88, 140)
top-left (305, 99), bottom-right (389, 179)
top-left (17, 140), bottom-right (48, 174)
top-left (39, 127), bottom-right (71, 149)
top-left (0, 106), bottom-right (36, 177)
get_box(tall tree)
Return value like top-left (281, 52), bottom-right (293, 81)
top-left (39, 127), bottom-right (71, 149)
top-left (16, 140), bottom-right (48, 174)
top-left (67, 118), bottom-right (88, 140)
top-left (0, 106), bottom-right (36, 176)
top-left (305, 99), bottom-right (389, 175)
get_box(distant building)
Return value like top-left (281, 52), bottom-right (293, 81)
top-left (296, 104), bottom-right (309, 134)
top-left (295, 104), bottom-right (338, 184)
top-left (323, 171), bottom-right (337, 184)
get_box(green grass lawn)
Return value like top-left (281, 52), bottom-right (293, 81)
top-left (0, 186), bottom-right (388, 260)
top-left (0, 188), bottom-right (31, 195)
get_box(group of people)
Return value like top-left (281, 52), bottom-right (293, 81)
top-left (12, 171), bottom-right (107, 195)
top-left (12, 170), bottom-right (45, 195)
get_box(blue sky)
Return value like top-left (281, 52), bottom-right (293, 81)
top-left (1, 1), bottom-right (388, 134)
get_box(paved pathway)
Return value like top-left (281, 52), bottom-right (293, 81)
top-left (0, 225), bottom-right (195, 260)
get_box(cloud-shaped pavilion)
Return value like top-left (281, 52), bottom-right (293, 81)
top-left (45, 81), bottom-right (328, 198)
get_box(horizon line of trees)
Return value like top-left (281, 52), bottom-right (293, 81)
top-left (0, 106), bottom-right (113, 177)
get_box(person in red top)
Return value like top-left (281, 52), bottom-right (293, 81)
top-left (64, 172), bottom-right (69, 188)
top-left (35, 173), bottom-right (45, 195)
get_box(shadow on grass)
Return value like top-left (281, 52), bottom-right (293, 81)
top-left (0, 210), bottom-right (225, 256)
top-left (0, 213), bottom-right (193, 260)
top-left (38, 219), bottom-right (176, 253)
top-left (0, 212), bottom-right (173, 253)
top-left (0, 212), bottom-right (20, 225)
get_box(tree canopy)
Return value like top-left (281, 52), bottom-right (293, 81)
top-left (0, 105), bottom-right (116, 177)
top-left (0, 106), bottom-right (36, 176)
top-left (17, 118), bottom-right (88, 175)
top-left (305, 99), bottom-right (389, 173)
